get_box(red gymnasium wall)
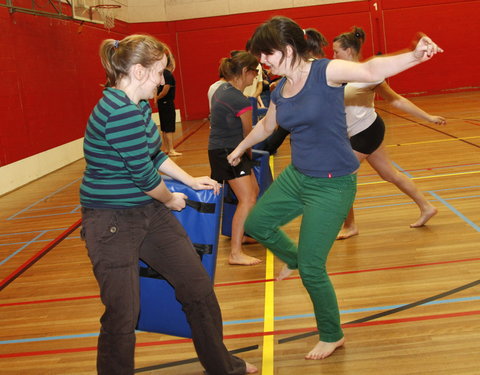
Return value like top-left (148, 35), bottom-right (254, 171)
top-left (0, 4), bottom-right (129, 166)
top-left (1, 0), bottom-right (479, 167)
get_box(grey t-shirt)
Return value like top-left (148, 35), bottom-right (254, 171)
top-left (208, 82), bottom-right (252, 150)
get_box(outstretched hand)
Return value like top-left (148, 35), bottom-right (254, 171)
top-left (190, 176), bottom-right (220, 195)
top-left (413, 35), bottom-right (444, 62)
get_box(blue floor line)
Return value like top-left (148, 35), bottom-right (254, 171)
top-left (0, 231), bottom-right (47, 266)
top-left (431, 185), bottom-right (480, 193)
top-left (7, 178), bottom-right (82, 221)
top-left (2, 296), bottom-right (479, 345)
top-left (22, 204), bottom-right (79, 212)
top-left (9, 212), bottom-right (80, 220)
top-left (0, 236), bottom-right (80, 247)
top-left (0, 228), bottom-right (71, 237)
top-left (391, 161), bottom-right (414, 178)
top-left (429, 191), bottom-right (480, 232)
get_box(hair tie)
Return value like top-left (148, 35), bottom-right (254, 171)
top-left (303, 29), bottom-right (308, 41)
top-left (114, 40), bottom-right (119, 48)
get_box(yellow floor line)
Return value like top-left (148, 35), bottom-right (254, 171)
top-left (386, 135), bottom-right (480, 147)
top-left (261, 155), bottom-right (275, 375)
top-left (358, 170), bottom-right (480, 186)
top-left (262, 252), bottom-right (275, 375)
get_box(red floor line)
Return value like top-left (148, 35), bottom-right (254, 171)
top-left (0, 219), bottom-right (82, 291)
top-left (173, 120), bottom-right (208, 149)
top-left (464, 120), bottom-right (480, 127)
top-left (2, 310), bottom-right (479, 359)
top-left (342, 309), bottom-right (480, 328)
top-left (328, 257), bottom-right (480, 276)
top-left (3, 257), bottom-right (480, 307)
top-left (218, 257), bottom-right (480, 286)
top-left (0, 295), bottom-right (100, 307)
top-left (0, 122), bottom-right (206, 293)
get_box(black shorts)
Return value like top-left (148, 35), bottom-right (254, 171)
top-left (208, 148), bottom-right (253, 182)
top-left (158, 100), bottom-right (176, 133)
top-left (350, 115), bottom-right (385, 154)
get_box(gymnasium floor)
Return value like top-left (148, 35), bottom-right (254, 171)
top-left (0, 90), bottom-right (479, 374)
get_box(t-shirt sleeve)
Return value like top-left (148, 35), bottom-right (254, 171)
top-left (229, 90), bottom-right (252, 117)
top-left (105, 104), bottom-right (162, 192)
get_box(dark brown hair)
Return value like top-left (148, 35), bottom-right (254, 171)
top-left (218, 51), bottom-right (258, 81)
top-left (305, 28), bottom-right (328, 58)
top-left (248, 16), bottom-right (310, 68)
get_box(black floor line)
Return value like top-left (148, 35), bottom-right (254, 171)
top-left (134, 344), bottom-right (259, 373)
top-left (278, 279), bottom-right (480, 344)
top-left (376, 107), bottom-right (480, 149)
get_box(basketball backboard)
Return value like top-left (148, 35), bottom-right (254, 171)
top-left (72, 0), bottom-right (123, 25)
top-left (72, 0), bottom-right (103, 24)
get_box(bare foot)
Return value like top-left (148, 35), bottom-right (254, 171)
top-left (168, 150), bottom-right (182, 156)
top-left (410, 205), bottom-right (437, 228)
top-left (229, 252), bottom-right (262, 266)
top-left (336, 225), bottom-right (359, 240)
top-left (276, 264), bottom-right (294, 281)
top-left (242, 235), bottom-right (258, 244)
top-left (245, 361), bottom-right (258, 374)
top-left (305, 337), bottom-right (345, 360)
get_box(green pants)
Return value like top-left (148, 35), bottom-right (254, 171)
top-left (245, 164), bottom-right (357, 342)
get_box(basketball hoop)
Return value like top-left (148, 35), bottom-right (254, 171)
top-left (92, 4), bottom-right (120, 30)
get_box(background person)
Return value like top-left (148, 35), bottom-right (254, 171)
top-left (332, 26), bottom-right (446, 239)
top-left (208, 51), bottom-right (262, 266)
top-left (155, 65), bottom-right (182, 156)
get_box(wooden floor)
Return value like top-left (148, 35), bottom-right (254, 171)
top-left (1, 90), bottom-right (479, 374)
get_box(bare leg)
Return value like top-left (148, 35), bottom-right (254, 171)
top-left (367, 145), bottom-right (437, 227)
top-left (161, 131), bottom-right (171, 153)
top-left (242, 235), bottom-right (258, 244)
top-left (305, 337), bottom-right (345, 360)
top-left (163, 132), bottom-right (182, 156)
top-left (336, 207), bottom-right (358, 240)
top-left (227, 174), bottom-right (261, 266)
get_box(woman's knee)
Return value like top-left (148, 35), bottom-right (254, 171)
top-left (379, 169), bottom-right (401, 184)
top-left (102, 299), bottom-right (140, 334)
top-left (298, 263), bottom-right (328, 286)
top-left (238, 194), bottom-right (257, 208)
top-left (175, 276), bottom-right (214, 304)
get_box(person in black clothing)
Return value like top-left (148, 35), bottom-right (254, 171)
top-left (156, 68), bottom-right (181, 156)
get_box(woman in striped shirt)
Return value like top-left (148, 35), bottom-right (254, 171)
top-left (80, 35), bottom-right (257, 375)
